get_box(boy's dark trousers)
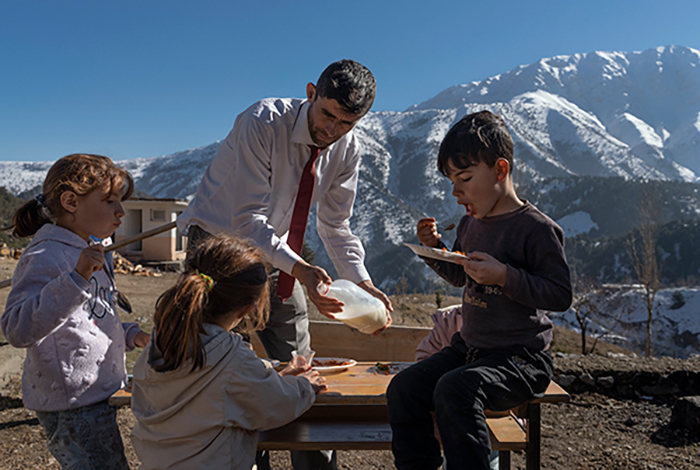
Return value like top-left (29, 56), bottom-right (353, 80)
top-left (387, 333), bottom-right (553, 470)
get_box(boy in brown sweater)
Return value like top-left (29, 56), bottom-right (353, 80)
top-left (387, 110), bottom-right (572, 470)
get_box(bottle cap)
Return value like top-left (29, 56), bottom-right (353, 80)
top-left (316, 282), bottom-right (330, 295)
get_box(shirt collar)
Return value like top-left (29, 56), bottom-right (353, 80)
top-left (291, 100), bottom-right (317, 147)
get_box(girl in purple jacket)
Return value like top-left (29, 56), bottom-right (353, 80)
top-left (2, 154), bottom-right (149, 469)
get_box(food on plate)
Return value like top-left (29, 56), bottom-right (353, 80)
top-left (373, 362), bottom-right (412, 375)
top-left (440, 247), bottom-right (467, 256)
top-left (313, 358), bottom-right (353, 368)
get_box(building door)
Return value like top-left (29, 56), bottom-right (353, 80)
top-left (125, 209), bottom-right (142, 252)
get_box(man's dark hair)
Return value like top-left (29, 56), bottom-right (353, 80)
top-left (437, 110), bottom-right (514, 176)
top-left (315, 59), bottom-right (376, 116)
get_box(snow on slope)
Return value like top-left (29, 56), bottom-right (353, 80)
top-left (550, 286), bottom-right (700, 358)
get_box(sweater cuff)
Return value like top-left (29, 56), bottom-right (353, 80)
top-left (69, 270), bottom-right (92, 291)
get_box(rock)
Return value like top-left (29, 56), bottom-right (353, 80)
top-left (555, 374), bottom-right (576, 388)
top-left (669, 396), bottom-right (700, 431)
top-left (597, 376), bottom-right (615, 388)
top-left (580, 373), bottom-right (596, 386)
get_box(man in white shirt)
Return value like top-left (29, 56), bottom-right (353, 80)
top-left (178, 59), bottom-right (392, 470)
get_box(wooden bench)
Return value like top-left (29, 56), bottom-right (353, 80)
top-left (258, 382), bottom-right (569, 470)
top-left (254, 322), bottom-right (570, 470)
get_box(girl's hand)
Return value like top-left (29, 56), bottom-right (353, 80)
top-left (417, 217), bottom-right (440, 248)
top-left (300, 368), bottom-right (328, 394)
top-left (278, 361), bottom-right (311, 377)
top-left (75, 244), bottom-right (105, 281)
top-left (457, 251), bottom-right (508, 287)
top-left (134, 330), bottom-right (150, 348)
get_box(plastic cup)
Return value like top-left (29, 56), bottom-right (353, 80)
top-left (291, 349), bottom-right (316, 367)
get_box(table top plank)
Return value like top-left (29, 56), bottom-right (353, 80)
top-left (109, 362), bottom-right (569, 408)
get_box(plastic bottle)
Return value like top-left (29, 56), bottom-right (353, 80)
top-left (317, 279), bottom-right (388, 334)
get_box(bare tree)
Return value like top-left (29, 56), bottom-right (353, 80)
top-left (626, 182), bottom-right (661, 357)
top-left (570, 272), bottom-right (600, 355)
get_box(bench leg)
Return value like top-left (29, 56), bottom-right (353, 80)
top-left (498, 450), bottom-right (510, 470)
top-left (526, 402), bottom-right (541, 470)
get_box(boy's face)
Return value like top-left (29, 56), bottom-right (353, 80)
top-left (446, 159), bottom-right (506, 220)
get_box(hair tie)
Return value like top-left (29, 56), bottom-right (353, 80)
top-left (35, 194), bottom-right (47, 209)
top-left (195, 269), bottom-right (216, 292)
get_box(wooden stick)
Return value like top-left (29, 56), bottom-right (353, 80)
top-left (0, 221), bottom-right (179, 290)
top-left (106, 221), bottom-right (177, 253)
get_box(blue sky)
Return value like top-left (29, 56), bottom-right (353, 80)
top-left (2, 0), bottom-right (699, 162)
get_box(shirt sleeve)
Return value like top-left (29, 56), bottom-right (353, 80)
top-left (223, 350), bottom-right (315, 431)
top-left (1, 255), bottom-right (90, 348)
top-left (316, 139), bottom-right (370, 283)
top-left (502, 221), bottom-right (573, 312)
top-left (221, 112), bottom-right (303, 274)
top-left (421, 238), bottom-right (467, 288)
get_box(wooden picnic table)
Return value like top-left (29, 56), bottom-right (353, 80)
top-left (110, 323), bottom-right (571, 469)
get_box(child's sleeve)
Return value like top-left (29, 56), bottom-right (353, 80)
top-left (502, 222), bottom-right (572, 312)
top-left (420, 239), bottom-right (467, 287)
top-left (223, 350), bottom-right (315, 431)
top-left (1, 258), bottom-right (90, 348)
top-left (121, 322), bottom-right (142, 351)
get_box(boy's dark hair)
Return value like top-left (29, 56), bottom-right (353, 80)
top-left (437, 110), bottom-right (514, 176)
top-left (315, 59), bottom-right (376, 116)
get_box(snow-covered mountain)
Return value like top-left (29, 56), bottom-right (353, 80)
top-left (2, 45), bottom-right (700, 357)
top-left (3, 46), bottom-right (700, 272)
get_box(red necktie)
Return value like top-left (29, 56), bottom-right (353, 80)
top-left (276, 146), bottom-right (322, 301)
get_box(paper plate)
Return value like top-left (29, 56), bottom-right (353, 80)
top-left (403, 243), bottom-right (471, 264)
top-left (312, 358), bottom-right (357, 374)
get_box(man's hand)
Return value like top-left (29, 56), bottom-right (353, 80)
top-left (417, 217), bottom-right (440, 248)
top-left (290, 260), bottom-right (343, 319)
top-left (457, 251), bottom-right (508, 287)
top-left (356, 280), bottom-right (393, 335)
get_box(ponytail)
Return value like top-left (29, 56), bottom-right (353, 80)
top-left (153, 273), bottom-right (211, 372)
top-left (153, 234), bottom-right (270, 372)
top-left (12, 196), bottom-right (54, 238)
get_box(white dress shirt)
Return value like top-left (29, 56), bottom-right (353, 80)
top-left (177, 97), bottom-right (370, 283)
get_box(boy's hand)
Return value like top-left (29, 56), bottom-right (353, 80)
top-left (75, 244), bottom-right (105, 281)
top-left (417, 217), bottom-right (441, 248)
top-left (458, 251), bottom-right (508, 287)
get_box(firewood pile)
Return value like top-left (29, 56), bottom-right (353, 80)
top-left (0, 244), bottom-right (22, 259)
top-left (113, 253), bottom-right (162, 277)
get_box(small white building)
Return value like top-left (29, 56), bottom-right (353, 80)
top-left (113, 198), bottom-right (189, 262)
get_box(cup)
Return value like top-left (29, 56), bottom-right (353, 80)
top-left (291, 349), bottom-right (316, 368)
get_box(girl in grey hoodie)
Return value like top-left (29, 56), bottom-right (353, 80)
top-left (131, 234), bottom-right (327, 470)
top-left (2, 154), bottom-right (150, 469)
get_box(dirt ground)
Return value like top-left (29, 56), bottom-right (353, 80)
top-left (1, 256), bottom-right (699, 469)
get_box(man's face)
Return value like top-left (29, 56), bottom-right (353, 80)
top-left (306, 83), bottom-right (363, 148)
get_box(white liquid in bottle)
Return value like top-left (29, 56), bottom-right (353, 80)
top-left (317, 280), bottom-right (388, 334)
